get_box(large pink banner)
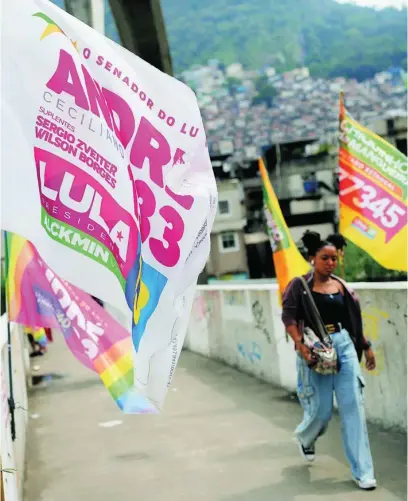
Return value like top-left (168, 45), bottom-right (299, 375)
top-left (8, 234), bottom-right (155, 413)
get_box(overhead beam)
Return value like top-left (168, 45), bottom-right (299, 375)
top-left (63, 0), bottom-right (172, 74)
top-left (108, 0), bottom-right (173, 75)
top-left (64, 0), bottom-right (93, 26)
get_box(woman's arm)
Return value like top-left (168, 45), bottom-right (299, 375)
top-left (281, 277), bottom-right (300, 329)
top-left (282, 278), bottom-right (315, 364)
top-left (349, 285), bottom-right (376, 371)
top-left (286, 325), bottom-right (315, 364)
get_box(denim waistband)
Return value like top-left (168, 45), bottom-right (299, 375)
top-left (326, 322), bottom-right (342, 335)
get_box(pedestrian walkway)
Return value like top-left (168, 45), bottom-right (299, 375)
top-left (25, 335), bottom-right (406, 501)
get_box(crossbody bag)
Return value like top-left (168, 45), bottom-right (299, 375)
top-left (299, 277), bottom-right (339, 375)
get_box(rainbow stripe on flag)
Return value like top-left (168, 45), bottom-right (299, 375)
top-left (33, 327), bottom-right (47, 347)
top-left (259, 158), bottom-right (310, 298)
top-left (24, 326), bottom-right (48, 347)
top-left (6, 232), bottom-right (156, 413)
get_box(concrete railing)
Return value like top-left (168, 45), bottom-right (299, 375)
top-left (185, 282), bottom-right (408, 431)
top-left (1, 316), bottom-right (30, 501)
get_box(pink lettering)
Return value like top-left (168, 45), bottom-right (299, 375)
top-left (149, 206), bottom-right (184, 267)
top-left (81, 65), bottom-right (113, 131)
top-left (103, 89), bottom-right (135, 149)
top-left (165, 186), bottom-right (194, 210)
top-left (47, 50), bottom-right (89, 109)
top-left (135, 179), bottom-right (156, 243)
top-left (189, 126), bottom-right (199, 138)
top-left (34, 147), bottom-right (139, 275)
top-left (130, 117), bottom-right (171, 188)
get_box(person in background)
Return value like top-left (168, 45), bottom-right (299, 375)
top-left (282, 230), bottom-right (376, 491)
top-left (24, 326), bottom-right (47, 357)
top-left (45, 327), bottom-right (53, 343)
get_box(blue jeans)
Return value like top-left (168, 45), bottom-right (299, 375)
top-left (296, 329), bottom-right (375, 480)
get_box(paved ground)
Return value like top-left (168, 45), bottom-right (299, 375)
top-left (25, 335), bottom-right (406, 501)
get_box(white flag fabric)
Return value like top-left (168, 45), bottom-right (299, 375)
top-left (1, 0), bottom-right (217, 407)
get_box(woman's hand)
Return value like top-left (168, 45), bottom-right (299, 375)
top-left (364, 348), bottom-right (376, 371)
top-left (298, 344), bottom-right (316, 366)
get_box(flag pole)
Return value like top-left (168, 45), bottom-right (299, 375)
top-left (338, 249), bottom-right (345, 279)
top-left (337, 92), bottom-right (345, 280)
top-left (3, 231), bottom-right (16, 441)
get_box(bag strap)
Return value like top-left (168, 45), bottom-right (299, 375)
top-left (299, 276), bottom-right (329, 342)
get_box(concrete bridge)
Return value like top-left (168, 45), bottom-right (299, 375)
top-left (25, 332), bottom-right (406, 501)
top-left (2, 283), bottom-right (406, 500)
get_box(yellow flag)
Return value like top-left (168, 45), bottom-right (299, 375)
top-left (339, 94), bottom-right (407, 271)
top-left (259, 158), bottom-right (310, 298)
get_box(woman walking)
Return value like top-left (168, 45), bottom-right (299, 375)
top-left (282, 230), bottom-right (376, 490)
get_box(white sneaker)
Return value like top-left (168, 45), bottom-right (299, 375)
top-left (297, 439), bottom-right (315, 462)
top-left (352, 476), bottom-right (377, 490)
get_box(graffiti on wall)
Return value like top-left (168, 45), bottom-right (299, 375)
top-left (252, 300), bottom-right (272, 344)
top-left (192, 291), bottom-right (220, 323)
top-left (237, 342), bottom-right (262, 364)
top-left (361, 305), bottom-right (388, 376)
top-left (223, 291), bottom-right (246, 307)
top-left (192, 295), bottom-right (210, 322)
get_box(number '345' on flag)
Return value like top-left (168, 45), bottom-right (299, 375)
top-left (339, 93), bottom-right (407, 272)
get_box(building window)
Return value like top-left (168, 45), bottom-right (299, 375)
top-left (218, 200), bottom-right (230, 216)
top-left (219, 232), bottom-right (239, 253)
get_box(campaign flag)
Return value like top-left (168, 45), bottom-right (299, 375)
top-left (1, 0), bottom-right (217, 407)
top-left (24, 326), bottom-right (48, 348)
top-left (258, 158), bottom-right (310, 297)
top-left (6, 232), bottom-right (156, 413)
top-left (339, 94), bottom-right (407, 271)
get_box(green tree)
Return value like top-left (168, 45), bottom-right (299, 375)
top-left (161, 0), bottom-right (407, 79)
top-left (252, 75), bottom-right (277, 108)
top-left (340, 240), bottom-right (406, 282)
top-left (225, 76), bottom-right (242, 96)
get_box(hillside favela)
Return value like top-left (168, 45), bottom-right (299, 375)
top-left (1, 1), bottom-right (407, 501)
